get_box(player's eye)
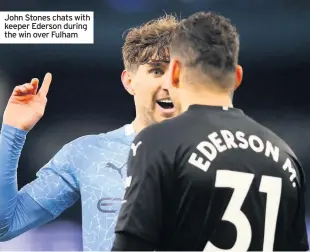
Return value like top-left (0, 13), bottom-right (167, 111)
top-left (149, 68), bottom-right (164, 77)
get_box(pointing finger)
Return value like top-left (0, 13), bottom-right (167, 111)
top-left (38, 72), bottom-right (52, 97)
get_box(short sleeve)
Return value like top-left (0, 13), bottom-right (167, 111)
top-left (289, 162), bottom-right (309, 251)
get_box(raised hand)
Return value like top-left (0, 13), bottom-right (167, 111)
top-left (3, 72), bottom-right (52, 131)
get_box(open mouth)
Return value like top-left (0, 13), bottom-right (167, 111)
top-left (157, 99), bottom-right (174, 109)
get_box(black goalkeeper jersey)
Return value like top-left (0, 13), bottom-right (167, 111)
top-left (114, 105), bottom-right (308, 251)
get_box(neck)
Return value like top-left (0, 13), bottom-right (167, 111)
top-left (179, 87), bottom-right (233, 112)
top-left (132, 117), bottom-right (147, 134)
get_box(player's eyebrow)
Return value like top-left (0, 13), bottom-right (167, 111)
top-left (147, 60), bottom-right (169, 67)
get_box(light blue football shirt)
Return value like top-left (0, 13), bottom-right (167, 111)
top-left (0, 123), bottom-right (135, 251)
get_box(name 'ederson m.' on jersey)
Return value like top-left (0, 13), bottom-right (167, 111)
top-left (0, 123), bottom-right (135, 251)
top-left (114, 105), bottom-right (308, 251)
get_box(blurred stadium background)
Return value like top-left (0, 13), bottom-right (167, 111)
top-left (0, 0), bottom-right (310, 250)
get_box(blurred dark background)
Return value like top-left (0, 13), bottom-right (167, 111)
top-left (0, 0), bottom-right (310, 250)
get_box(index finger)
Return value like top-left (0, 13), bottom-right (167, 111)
top-left (38, 72), bottom-right (52, 97)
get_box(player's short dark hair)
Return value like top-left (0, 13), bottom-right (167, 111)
top-left (122, 14), bottom-right (178, 71)
top-left (170, 12), bottom-right (240, 88)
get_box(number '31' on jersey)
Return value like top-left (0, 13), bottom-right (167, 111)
top-left (114, 105), bottom-right (308, 251)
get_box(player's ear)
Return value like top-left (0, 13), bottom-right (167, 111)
top-left (234, 64), bottom-right (243, 90)
top-left (121, 70), bottom-right (135, 95)
top-left (169, 58), bottom-right (181, 88)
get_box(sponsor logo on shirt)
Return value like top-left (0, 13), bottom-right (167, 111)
top-left (97, 198), bottom-right (122, 213)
